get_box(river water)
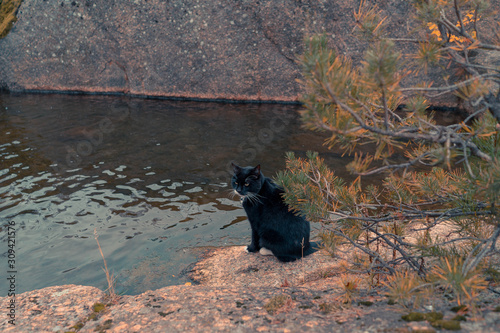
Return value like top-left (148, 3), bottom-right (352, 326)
top-left (0, 93), bottom-right (355, 295)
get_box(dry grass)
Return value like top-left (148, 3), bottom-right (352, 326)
top-left (430, 256), bottom-right (488, 307)
top-left (94, 228), bottom-right (118, 302)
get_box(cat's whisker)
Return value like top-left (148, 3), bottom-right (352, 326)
top-left (226, 189), bottom-right (239, 200)
top-left (226, 186), bottom-right (261, 205)
top-left (244, 192), bottom-right (263, 205)
top-left (250, 194), bottom-right (259, 205)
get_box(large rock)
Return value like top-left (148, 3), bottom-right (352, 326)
top-left (0, 0), bottom-right (497, 103)
top-left (0, 285), bottom-right (104, 332)
top-left (0, 0), bottom-right (387, 101)
top-left (1, 251), bottom-right (499, 332)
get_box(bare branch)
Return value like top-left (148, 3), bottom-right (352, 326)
top-left (325, 225), bottom-right (397, 274)
top-left (463, 223), bottom-right (500, 275)
top-left (399, 74), bottom-right (498, 95)
top-left (358, 151), bottom-right (431, 176)
top-left (453, 0), bottom-right (466, 37)
top-left (364, 224), bottom-right (423, 273)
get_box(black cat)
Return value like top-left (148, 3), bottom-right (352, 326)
top-left (231, 163), bottom-right (316, 262)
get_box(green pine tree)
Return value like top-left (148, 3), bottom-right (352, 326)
top-left (276, 0), bottom-right (500, 283)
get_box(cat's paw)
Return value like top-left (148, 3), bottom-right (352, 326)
top-left (259, 247), bottom-right (274, 256)
top-left (246, 245), bottom-right (259, 253)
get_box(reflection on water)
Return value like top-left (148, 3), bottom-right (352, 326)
top-left (0, 93), bottom-right (348, 295)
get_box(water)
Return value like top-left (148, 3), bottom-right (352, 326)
top-left (0, 93), bottom-right (351, 295)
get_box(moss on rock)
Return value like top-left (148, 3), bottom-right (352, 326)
top-left (402, 312), bottom-right (426, 322)
top-left (264, 294), bottom-right (291, 314)
top-left (431, 319), bottom-right (461, 330)
top-left (402, 311), bottom-right (444, 323)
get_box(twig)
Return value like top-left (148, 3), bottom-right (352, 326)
top-left (453, 0), bottom-right (466, 37)
top-left (462, 223), bottom-right (500, 275)
top-left (364, 224), bottom-right (423, 273)
top-left (399, 74), bottom-right (497, 94)
top-left (358, 151), bottom-right (431, 176)
top-left (327, 225), bottom-right (396, 274)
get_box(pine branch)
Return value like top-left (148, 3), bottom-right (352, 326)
top-left (293, 1), bottom-right (500, 281)
top-left (324, 82), bottom-right (493, 162)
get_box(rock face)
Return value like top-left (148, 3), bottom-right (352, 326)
top-left (0, 0), bottom-right (498, 102)
top-left (0, 0), bottom-right (401, 102)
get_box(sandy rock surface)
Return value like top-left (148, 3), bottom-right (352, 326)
top-left (190, 245), bottom-right (340, 288)
top-left (0, 285), bottom-right (105, 332)
top-left (1, 246), bottom-right (499, 332)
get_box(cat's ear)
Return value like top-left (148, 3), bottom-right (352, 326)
top-left (252, 165), bottom-right (261, 176)
top-left (231, 162), bottom-right (241, 174)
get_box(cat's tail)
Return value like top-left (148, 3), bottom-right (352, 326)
top-left (275, 241), bottom-right (322, 262)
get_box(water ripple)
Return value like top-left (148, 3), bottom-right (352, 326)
top-left (0, 93), bottom-right (332, 295)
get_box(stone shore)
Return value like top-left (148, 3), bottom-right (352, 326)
top-left (1, 246), bottom-right (499, 332)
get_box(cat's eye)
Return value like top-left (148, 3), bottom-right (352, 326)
top-left (234, 181), bottom-right (238, 185)
top-left (245, 183), bottom-right (249, 186)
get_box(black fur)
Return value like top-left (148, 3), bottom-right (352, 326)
top-left (231, 163), bottom-right (315, 262)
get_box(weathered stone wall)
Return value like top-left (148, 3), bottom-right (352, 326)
top-left (0, 0), bottom-right (497, 103)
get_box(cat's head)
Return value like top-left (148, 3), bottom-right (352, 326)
top-left (231, 163), bottom-right (264, 197)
